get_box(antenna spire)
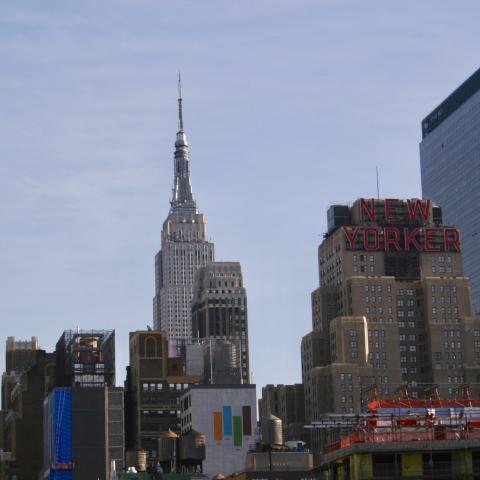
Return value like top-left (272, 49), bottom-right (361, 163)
top-left (376, 166), bottom-right (380, 199)
top-left (178, 72), bottom-right (184, 131)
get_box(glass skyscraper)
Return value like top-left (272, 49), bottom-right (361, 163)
top-left (420, 67), bottom-right (480, 314)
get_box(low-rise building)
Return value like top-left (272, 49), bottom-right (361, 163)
top-left (316, 396), bottom-right (480, 479)
top-left (180, 384), bottom-right (256, 476)
top-left (258, 384), bottom-right (307, 444)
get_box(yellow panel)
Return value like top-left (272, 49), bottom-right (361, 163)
top-left (459, 450), bottom-right (473, 475)
top-left (352, 453), bottom-right (373, 480)
top-left (213, 411), bottom-right (223, 441)
top-left (401, 453), bottom-right (423, 477)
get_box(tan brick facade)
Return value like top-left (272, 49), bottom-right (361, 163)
top-left (302, 199), bottom-right (480, 419)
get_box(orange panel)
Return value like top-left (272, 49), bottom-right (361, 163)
top-left (213, 412), bottom-right (223, 441)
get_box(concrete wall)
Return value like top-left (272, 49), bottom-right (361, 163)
top-left (181, 385), bottom-right (257, 477)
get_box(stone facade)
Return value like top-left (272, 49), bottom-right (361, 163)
top-left (302, 198), bottom-right (480, 420)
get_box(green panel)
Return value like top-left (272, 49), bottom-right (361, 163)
top-left (233, 415), bottom-right (242, 446)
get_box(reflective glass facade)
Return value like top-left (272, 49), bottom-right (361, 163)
top-left (420, 78), bottom-right (480, 314)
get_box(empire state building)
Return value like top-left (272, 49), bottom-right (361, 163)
top-left (153, 80), bottom-right (215, 341)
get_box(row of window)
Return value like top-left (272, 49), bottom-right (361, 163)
top-left (400, 355), bottom-right (417, 363)
top-left (354, 265), bottom-right (374, 273)
top-left (142, 383), bottom-right (190, 391)
top-left (432, 296), bottom-right (458, 304)
top-left (434, 351), bottom-right (462, 360)
top-left (364, 284), bottom-right (390, 292)
top-left (398, 321), bottom-right (419, 328)
top-left (354, 254), bottom-right (375, 262)
top-left (399, 334), bottom-right (417, 341)
top-left (369, 352), bottom-right (387, 360)
top-left (431, 285), bottom-right (457, 293)
top-left (431, 255), bottom-right (453, 263)
top-left (368, 329), bottom-right (386, 337)
top-left (431, 265), bottom-right (454, 273)
top-left (431, 307), bottom-right (459, 315)
top-left (445, 341), bottom-right (463, 349)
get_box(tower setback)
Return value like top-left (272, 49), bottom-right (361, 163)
top-left (302, 198), bottom-right (480, 422)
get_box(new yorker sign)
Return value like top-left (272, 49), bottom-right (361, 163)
top-left (342, 198), bottom-right (461, 253)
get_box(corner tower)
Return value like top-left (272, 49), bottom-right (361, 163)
top-left (153, 77), bottom-right (215, 341)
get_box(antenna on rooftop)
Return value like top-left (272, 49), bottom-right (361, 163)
top-left (376, 166), bottom-right (380, 199)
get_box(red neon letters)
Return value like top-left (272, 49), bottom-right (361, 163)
top-left (342, 226), bottom-right (461, 252)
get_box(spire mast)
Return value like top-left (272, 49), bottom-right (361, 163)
top-left (178, 72), bottom-right (184, 131)
top-left (171, 73), bottom-right (196, 213)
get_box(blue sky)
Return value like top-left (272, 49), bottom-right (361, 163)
top-left (1, 1), bottom-right (479, 394)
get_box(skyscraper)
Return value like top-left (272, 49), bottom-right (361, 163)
top-left (191, 262), bottom-right (250, 384)
top-left (420, 67), bottom-right (480, 314)
top-left (301, 198), bottom-right (480, 421)
top-left (153, 79), bottom-right (215, 341)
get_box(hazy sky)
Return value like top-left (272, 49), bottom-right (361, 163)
top-left (1, 1), bottom-right (479, 395)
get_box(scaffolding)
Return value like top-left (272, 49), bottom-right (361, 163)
top-left (309, 391), bottom-right (480, 455)
top-left (55, 330), bottom-right (115, 387)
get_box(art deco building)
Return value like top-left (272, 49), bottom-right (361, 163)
top-left (153, 80), bottom-right (215, 341)
top-left (191, 262), bottom-right (249, 384)
top-left (301, 198), bottom-right (480, 421)
top-left (420, 67), bottom-right (480, 314)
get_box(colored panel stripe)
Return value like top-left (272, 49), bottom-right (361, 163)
top-left (223, 405), bottom-right (232, 436)
top-left (213, 412), bottom-right (223, 441)
top-left (233, 416), bottom-right (242, 446)
top-left (242, 406), bottom-right (252, 435)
